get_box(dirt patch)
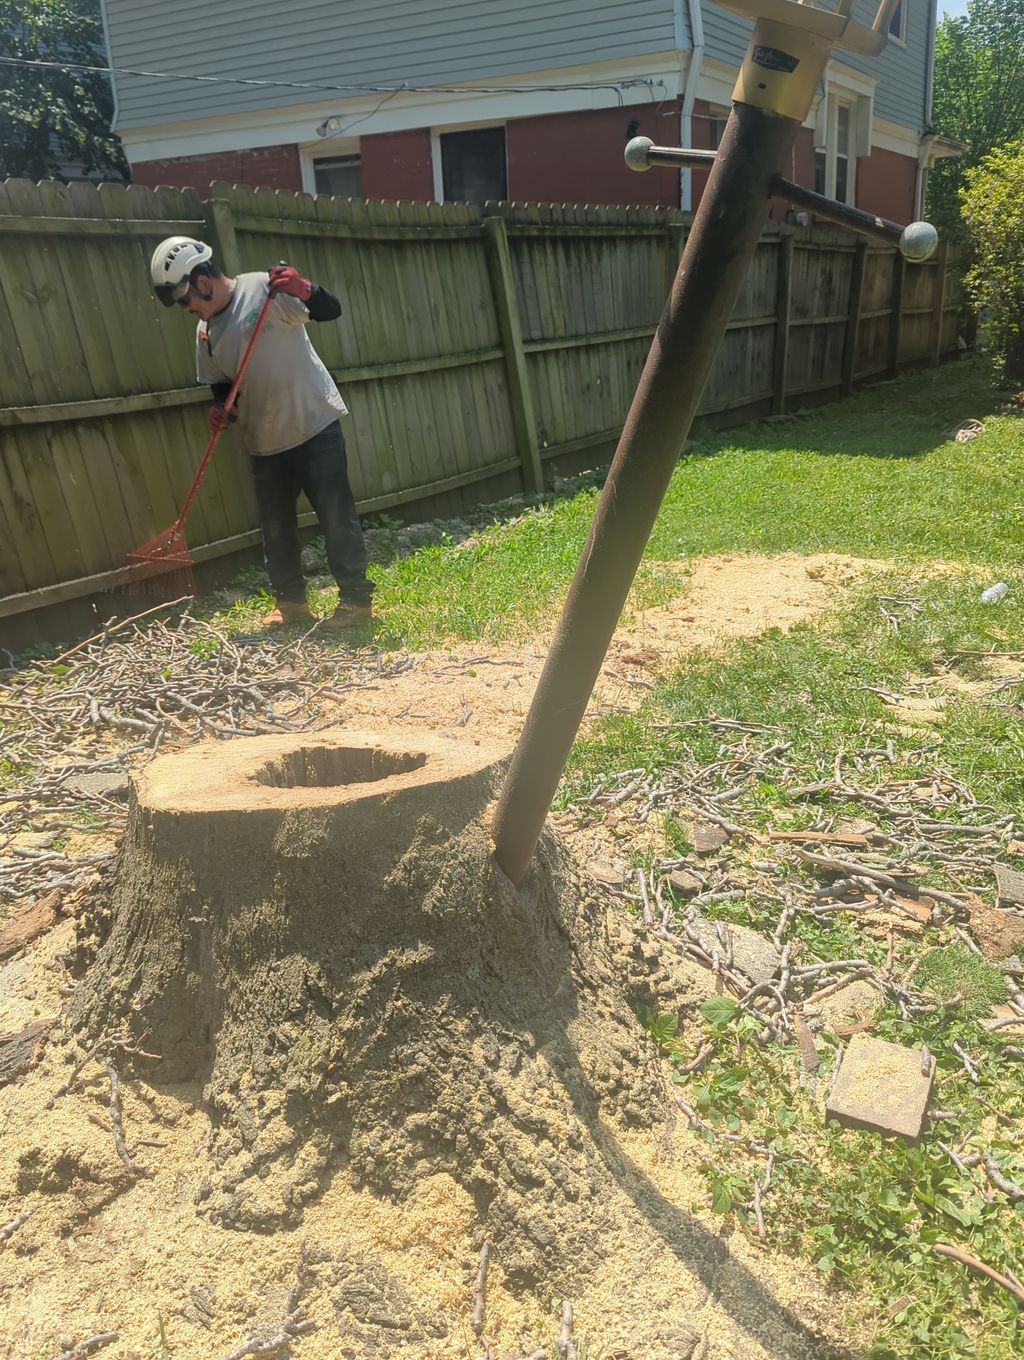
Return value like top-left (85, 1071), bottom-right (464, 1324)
top-left (333, 552), bottom-right (883, 749)
top-left (0, 553), bottom-right (880, 1360)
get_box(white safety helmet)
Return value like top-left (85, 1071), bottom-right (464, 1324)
top-left (150, 235), bottom-right (214, 307)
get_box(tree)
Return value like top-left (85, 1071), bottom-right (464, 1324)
top-left (0, 0), bottom-right (127, 181)
top-left (960, 140), bottom-right (1024, 384)
top-left (927, 0), bottom-right (1024, 237)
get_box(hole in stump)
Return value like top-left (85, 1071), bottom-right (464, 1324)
top-left (254, 745), bottom-right (427, 789)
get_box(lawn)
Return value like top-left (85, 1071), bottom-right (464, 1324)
top-left (356, 353), bottom-right (1021, 1360)
top-left (5, 354), bottom-right (1023, 1360)
top-left (295, 354), bottom-right (1020, 649)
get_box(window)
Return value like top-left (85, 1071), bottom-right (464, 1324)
top-left (440, 127), bottom-right (507, 205)
top-left (707, 106), bottom-right (730, 151)
top-left (835, 103), bottom-right (851, 204)
top-left (313, 155), bottom-right (362, 198)
top-left (814, 97), bottom-right (857, 205)
top-left (814, 149), bottom-right (827, 196)
top-left (888, 0), bottom-right (907, 44)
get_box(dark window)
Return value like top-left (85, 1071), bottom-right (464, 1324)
top-left (814, 150), bottom-right (827, 196)
top-left (835, 103), bottom-right (851, 203)
top-left (707, 108), bottom-right (729, 150)
top-left (314, 155), bottom-right (362, 198)
top-left (889, 0), bottom-right (905, 40)
top-left (440, 127), bottom-right (507, 205)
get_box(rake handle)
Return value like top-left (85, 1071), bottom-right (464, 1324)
top-left (174, 288), bottom-right (276, 531)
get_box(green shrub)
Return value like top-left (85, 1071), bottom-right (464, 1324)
top-left (960, 140), bottom-right (1024, 382)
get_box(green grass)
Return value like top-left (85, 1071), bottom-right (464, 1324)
top-left (563, 570), bottom-right (1024, 813)
top-left (650, 358), bottom-right (1024, 567)
top-left (573, 570), bottom-right (1024, 1360)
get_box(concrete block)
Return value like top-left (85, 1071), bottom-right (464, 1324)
top-left (826, 1033), bottom-right (934, 1140)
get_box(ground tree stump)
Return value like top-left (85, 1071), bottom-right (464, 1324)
top-left (69, 727), bottom-right (666, 1287)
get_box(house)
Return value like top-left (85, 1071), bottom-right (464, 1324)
top-left (99, 0), bottom-right (957, 223)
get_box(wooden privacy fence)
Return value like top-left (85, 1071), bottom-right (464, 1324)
top-left (0, 177), bottom-right (962, 641)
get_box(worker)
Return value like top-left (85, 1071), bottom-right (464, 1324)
top-left (149, 236), bottom-right (374, 629)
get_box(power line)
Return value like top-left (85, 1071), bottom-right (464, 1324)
top-left (0, 55), bottom-right (667, 102)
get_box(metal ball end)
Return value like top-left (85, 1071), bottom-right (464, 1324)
top-left (899, 220), bottom-right (939, 262)
top-left (624, 136), bottom-right (653, 172)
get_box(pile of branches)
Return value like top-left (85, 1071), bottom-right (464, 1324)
top-left (571, 718), bottom-right (1024, 1040)
top-left (0, 604), bottom-right (413, 909)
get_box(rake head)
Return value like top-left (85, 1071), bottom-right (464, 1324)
top-left (111, 523), bottom-right (197, 597)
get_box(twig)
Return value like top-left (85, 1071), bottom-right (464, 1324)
top-left (471, 1241), bottom-right (490, 1338)
top-left (0, 1209), bottom-right (33, 1246)
top-left (933, 1243), bottom-right (1024, 1304)
top-left (982, 1154), bottom-right (1024, 1202)
top-left (218, 1244), bottom-right (316, 1360)
top-left (557, 1300), bottom-right (578, 1360)
top-left (104, 1057), bottom-right (146, 1177)
top-left (54, 1336), bottom-right (119, 1360)
top-left (52, 599), bottom-right (191, 664)
top-left (751, 1181), bottom-right (766, 1238)
top-left (951, 1041), bottom-right (981, 1085)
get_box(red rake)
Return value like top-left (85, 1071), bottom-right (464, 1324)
top-left (114, 291), bottom-right (275, 594)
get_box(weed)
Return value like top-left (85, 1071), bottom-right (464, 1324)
top-left (912, 945), bottom-right (1008, 1018)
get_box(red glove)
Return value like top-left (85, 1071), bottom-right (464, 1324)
top-left (268, 264), bottom-right (313, 302)
top-left (208, 402), bottom-right (238, 434)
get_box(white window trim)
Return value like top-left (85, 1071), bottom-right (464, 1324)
top-left (814, 94), bottom-right (859, 205)
top-left (430, 121), bottom-right (508, 203)
top-left (300, 139), bottom-right (360, 196)
top-left (888, 0), bottom-right (908, 49)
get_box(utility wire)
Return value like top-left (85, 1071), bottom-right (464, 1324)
top-left (0, 55), bottom-right (665, 101)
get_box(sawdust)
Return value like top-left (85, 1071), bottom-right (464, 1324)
top-left (0, 552), bottom-right (881, 1360)
top-left (334, 552), bottom-right (885, 749)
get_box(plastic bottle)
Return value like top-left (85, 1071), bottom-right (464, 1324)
top-left (981, 582), bottom-right (1009, 604)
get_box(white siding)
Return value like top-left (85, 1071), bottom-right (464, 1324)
top-left (106, 0), bottom-right (679, 131)
top-left (701, 0), bottom-right (929, 131)
top-left (836, 0), bottom-right (930, 131)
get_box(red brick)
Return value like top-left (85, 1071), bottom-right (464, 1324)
top-left (131, 143), bottom-right (303, 194)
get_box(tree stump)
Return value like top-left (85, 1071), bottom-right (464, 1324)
top-left (68, 727), bottom-right (665, 1287)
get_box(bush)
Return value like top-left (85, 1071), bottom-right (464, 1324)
top-left (960, 141), bottom-right (1024, 383)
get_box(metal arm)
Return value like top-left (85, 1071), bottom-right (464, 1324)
top-left (625, 137), bottom-right (939, 261)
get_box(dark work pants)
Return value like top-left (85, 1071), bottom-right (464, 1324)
top-left (249, 421), bottom-right (374, 606)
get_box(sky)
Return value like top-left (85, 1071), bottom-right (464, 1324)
top-left (939, 0), bottom-right (969, 15)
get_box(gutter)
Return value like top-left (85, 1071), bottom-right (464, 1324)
top-left (916, 0), bottom-right (938, 215)
top-left (677, 0), bottom-right (705, 211)
top-left (97, 0), bottom-right (120, 134)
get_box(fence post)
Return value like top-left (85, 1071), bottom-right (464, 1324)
top-left (887, 250), bottom-right (906, 378)
top-left (206, 191), bottom-right (242, 276)
top-left (483, 214), bottom-right (543, 495)
top-left (841, 239), bottom-right (869, 396)
top-left (772, 231), bottom-right (794, 415)
top-left (928, 240), bottom-right (951, 366)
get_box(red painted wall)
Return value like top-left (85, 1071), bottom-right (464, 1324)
top-left (506, 100), bottom-right (684, 207)
top-left (129, 113), bottom-right (921, 227)
top-left (360, 128), bottom-right (434, 200)
top-left (131, 143), bottom-right (303, 193)
top-left (856, 145), bottom-right (917, 224)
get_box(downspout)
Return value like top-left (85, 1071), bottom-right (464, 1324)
top-left (677, 0), bottom-right (705, 211)
top-left (917, 0), bottom-right (938, 216)
top-left (97, 0), bottom-right (120, 136)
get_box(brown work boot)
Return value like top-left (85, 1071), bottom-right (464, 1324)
top-left (323, 600), bottom-right (373, 630)
top-left (262, 600), bottom-right (312, 627)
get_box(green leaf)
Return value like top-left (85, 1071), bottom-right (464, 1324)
top-left (711, 1180), bottom-right (733, 1214)
top-left (699, 996), bottom-right (741, 1029)
top-left (934, 1195), bottom-right (974, 1227)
